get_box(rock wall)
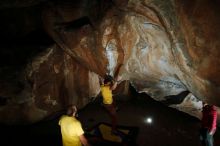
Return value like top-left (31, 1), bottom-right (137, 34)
top-left (0, 0), bottom-right (219, 124)
top-left (42, 0), bottom-right (220, 120)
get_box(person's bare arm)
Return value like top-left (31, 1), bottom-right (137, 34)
top-left (98, 76), bottom-right (104, 85)
top-left (110, 63), bottom-right (123, 90)
top-left (110, 75), bottom-right (122, 90)
top-left (79, 134), bottom-right (91, 146)
top-left (110, 80), bottom-right (118, 90)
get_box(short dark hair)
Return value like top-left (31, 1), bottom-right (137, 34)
top-left (67, 105), bottom-right (77, 116)
top-left (104, 75), bottom-right (113, 84)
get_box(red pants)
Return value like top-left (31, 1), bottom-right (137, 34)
top-left (103, 103), bottom-right (117, 131)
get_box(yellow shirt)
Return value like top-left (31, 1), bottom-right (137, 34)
top-left (59, 115), bottom-right (84, 146)
top-left (101, 84), bottom-right (113, 104)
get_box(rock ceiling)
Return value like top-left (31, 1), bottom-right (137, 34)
top-left (0, 0), bottom-right (219, 124)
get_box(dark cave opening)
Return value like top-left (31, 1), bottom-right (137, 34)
top-left (0, 29), bottom-right (54, 67)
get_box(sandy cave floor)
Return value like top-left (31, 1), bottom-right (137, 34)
top-left (0, 93), bottom-right (220, 146)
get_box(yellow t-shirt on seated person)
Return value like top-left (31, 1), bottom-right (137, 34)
top-left (101, 84), bottom-right (113, 105)
top-left (59, 115), bottom-right (84, 146)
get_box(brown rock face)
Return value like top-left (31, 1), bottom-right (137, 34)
top-left (0, 0), bottom-right (219, 124)
top-left (175, 0), bottom-right (220, 102)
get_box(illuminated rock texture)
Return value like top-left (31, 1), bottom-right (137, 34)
top-left (0, 0), bottom-right (219, 124)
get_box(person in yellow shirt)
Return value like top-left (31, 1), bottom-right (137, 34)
top-left (59, 105), bottom-right (90, 146)
top-left (100, 74), bottom-right (121, 134)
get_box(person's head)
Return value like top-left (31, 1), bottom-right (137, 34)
top-left (202, 101), bottom-right (208, 107)
top-left (104, 75), bottom-right (113, 85)
top-left (67, 105), bottom-right (77, 117)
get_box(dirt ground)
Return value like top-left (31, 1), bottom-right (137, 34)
top-left (80, 94), bottom-right (201, 146)
top-left (0, 93), bottom-right (219, 146)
